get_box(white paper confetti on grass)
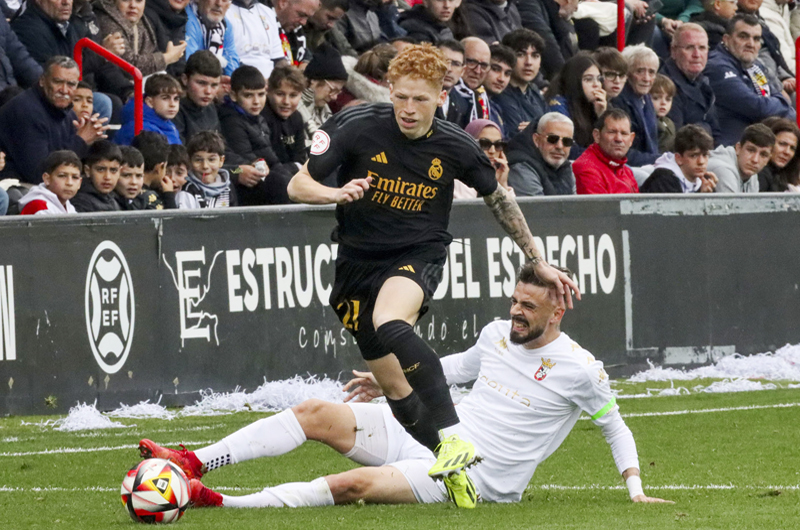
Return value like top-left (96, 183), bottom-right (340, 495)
top-left (106, 398), bottom-right (176, 420)
top-left (180, 375), bottom-right (346, 416)
top-left (630, 343), bottom-right (800, 383)
top-left (22, 402), bottom-right (130, 432)
top-left (695, 379), bottom-right (777, 393)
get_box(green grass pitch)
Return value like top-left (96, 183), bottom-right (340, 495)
top-left (1, 384), bottom-right (799, 530)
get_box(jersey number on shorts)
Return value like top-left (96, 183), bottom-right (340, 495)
top-left (337, 299), bottom-right (361, 331)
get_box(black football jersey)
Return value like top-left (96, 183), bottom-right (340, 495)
top-left (307, 103), bottom-right (498, 256)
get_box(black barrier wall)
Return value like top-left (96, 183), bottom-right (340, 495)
top-left (1, 195), bottom-right (799, 415)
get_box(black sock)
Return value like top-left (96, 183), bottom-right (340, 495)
top-left (376, 319), bottom-right (459, 431)
top-left (385, 393), bottom-right (441, 452)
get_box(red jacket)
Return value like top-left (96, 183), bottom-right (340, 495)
top-left (573, 143), bottom-right (639, 195)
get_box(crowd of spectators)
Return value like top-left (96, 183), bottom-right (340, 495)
top-left (1, 0), bottom-right (800, 215)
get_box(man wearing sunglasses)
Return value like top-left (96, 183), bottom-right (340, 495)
top-left (506, 112), bottom-right (576, 196)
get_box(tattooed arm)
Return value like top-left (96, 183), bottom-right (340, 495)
top-left (483, 185), bottom-right (581, 308)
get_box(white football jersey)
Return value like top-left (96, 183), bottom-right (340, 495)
top-left (442, 320), bottom-right (637, 502)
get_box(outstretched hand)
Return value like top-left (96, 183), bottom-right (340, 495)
top-left (632, 494), bottom-right (675, 504)
top-left (342, 370), bottom-right (383, 403)
top-left (535, 260), bottom-right (581, 309)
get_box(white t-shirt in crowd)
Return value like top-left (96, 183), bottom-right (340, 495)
top-left (442, 321), bottom-right (639, 502)
top-left (226, 2), bottom-right (285, 79)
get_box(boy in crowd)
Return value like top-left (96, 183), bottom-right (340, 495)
top-left (114, 146), bottom-right (147, 210)
top-left (177, 131), bottom-right (238, 209)
top-left (493, 29), bottom-right (548, 134)
top-left (593, 47), bottom-right (628, 100)
top-left (709, 124), bottom-right (775, 193)
top-left (651, 74), bottom-right (677, 154)
top-left (72, 82), bottom-right (94, 122)
top-left (219, 65), bottom-right (291, 205)
top-left (262, 67), bottom-right (308, 173)
top-left (72, 140), bottom-right (123, 212)
top-left (175, 51), bottom-right (223, 143)
top-left (484, 45), bottom-right (515, 98)
top-left (18, 151), bottom-right (82, 215)
top-left (131, 131), bottom-right (177, 209)
top-left (116, 74), bottom-right (183, 146)
top-left (641, 125), bottom-right (719, 193)
top-left (167, 145), bottom-right (190, 190)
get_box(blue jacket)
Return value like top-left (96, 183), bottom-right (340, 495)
top-left (611, 84), bottom-right (659, 167)
top-left (0, 86), bottom-right (87, 184)
top-left (115, 99), bottom-right (182, 146)
top-left (0, 15), bottom-right (41, 91)
top-left (661, 58), bottom-right (721, 145)
top-left (704, 44), bottom-right (794, 146)
top-left (185, 3), bottom-right (240, 76)
top-left (492, 83), bottom-right (547, 136)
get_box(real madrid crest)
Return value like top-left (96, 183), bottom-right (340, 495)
top-left (534, 357), bottom-right (555, 381)
top-left (428, 158), bottom-right (443, 180)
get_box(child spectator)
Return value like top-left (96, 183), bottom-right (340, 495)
top-left (72, 140), bottom-right (123, 212)
top-left (177, 131), bottom-right (238, 209)
top-left (641, 125), bottom-right (718, 193)
top-left (652, 74), bottom-right (677, 154)
top-left (175, 51), bottom-right (223, 143)
top-left (166, 144), bottom-right (190, 190)
top-left (131, 131), bottom-right (177, 209)
top-left (114, 146), bottom-right (147, 209)
top-left (72, 81), bottom-right (94, 122)
top-left (593, 47), bottom-right (628, 101)
top-left (219, 65), bottom-right (291, 205)
top-left (263, 67), bottom-right (308, 172)
top-left (116, 74), bottom-right (182, 145)
top-left (18, 151), bottom-right (82, 215)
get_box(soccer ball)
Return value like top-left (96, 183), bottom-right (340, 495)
top-left (121, 458), bottom-right (190, 524)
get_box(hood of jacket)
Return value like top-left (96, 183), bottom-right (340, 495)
top-left (18, 183), bottom-right (75, 213)
top-left (146, 0), bottom-right (188, 30)
top-left (342, 55), bottom-right (391, 103)
top-left (653, 152), bottom-right (702, 192)
top-left (507, 122), bottom-right (574, 195)
top-left (398, 5), bottom-right (449, 30)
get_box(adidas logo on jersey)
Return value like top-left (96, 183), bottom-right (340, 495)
top-left (398, 265), bottom-right (416, 273)
top-left (371, 152), bottom-right (388, 163)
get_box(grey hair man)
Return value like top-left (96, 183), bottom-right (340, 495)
top-left (506, 112), bottom-right (576, 196)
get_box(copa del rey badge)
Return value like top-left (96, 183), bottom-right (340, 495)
top-left (534, 358), bottom-right (556, 381)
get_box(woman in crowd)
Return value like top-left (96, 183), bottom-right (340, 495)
top-left (759, 117), bottom-right (800, 192)
top-left (454, 119), bottom-right (510, 199)
top-left (611, 45), bottom-right (659, 166)
top-left (298, 44), bottom-right (349, 143)
top-left (546, 53), bottom-right (607, 160)
top-left (95, 0), bottom-right (186, 76)
top-left (331, 43), bottom-right (396, 112)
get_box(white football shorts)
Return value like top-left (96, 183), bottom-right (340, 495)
top-left (344, 403), bottom-right (449, 504)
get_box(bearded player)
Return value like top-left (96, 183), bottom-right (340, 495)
top-left (293, 43), bottom-right (579, 507)
top-left (146, 44), bottom-right (579, 508)
top-left (139, 263), bottom-right (671, 509)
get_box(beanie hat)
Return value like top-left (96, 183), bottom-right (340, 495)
top-left (304, 44), bottom-right (349, 81)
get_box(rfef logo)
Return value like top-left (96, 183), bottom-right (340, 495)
top-left (85, 241), bottom-right (135, 374)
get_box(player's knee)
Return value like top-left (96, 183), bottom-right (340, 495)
top-left (291, 399), bottom-right (332, 437)
top-left (325, 470), bottom-right (374, 504)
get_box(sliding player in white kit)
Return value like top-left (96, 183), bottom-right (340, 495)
top-left (139, 262), bottom-right (672, 508)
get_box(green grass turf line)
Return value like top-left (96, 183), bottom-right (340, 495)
top-left (1, 390), bottom-right (798, 529)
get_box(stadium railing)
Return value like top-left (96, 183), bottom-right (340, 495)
top-left (618, 0), bottom-right (625, 51)
top-left (73, 38), bottom-right (143, 135)
top-left (797, 37), bottom-right (800, 127)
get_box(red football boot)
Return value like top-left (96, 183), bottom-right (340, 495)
top-left (138, 439), bottom-right (206, 480)
top-left (189, 479), bottom-right (223, 508)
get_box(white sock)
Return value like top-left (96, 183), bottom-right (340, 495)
top-left (195, 410), bottom-right (307, 472)
top-left (221, 478), bottom-right (335, 508)
top-left (439, 423), bottom-right (465, 440)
